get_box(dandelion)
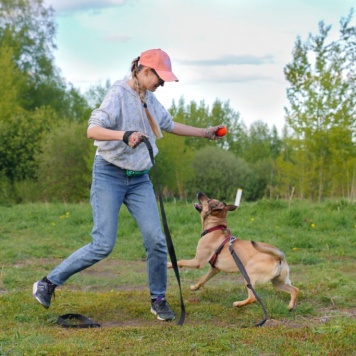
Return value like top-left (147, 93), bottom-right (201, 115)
top-left (292, 247), bottom-right (298, 251)
top-left (311, 223), bottom-right (315, 228)
top-left (250, 218), bottom-right (255, 222)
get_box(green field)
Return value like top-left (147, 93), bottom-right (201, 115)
top-left (0, 199), bottom-right (355, 355)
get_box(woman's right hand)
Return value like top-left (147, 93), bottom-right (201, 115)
top-left (123, 131), bottom-right (148, 149)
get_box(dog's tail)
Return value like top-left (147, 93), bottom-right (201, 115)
top-left (251, 241), bottom-right (285, 261)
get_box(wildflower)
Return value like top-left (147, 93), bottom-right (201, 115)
top-left (292, 247), bottom-right (298, 251)
top-left (250, 218), bottom-right (255, 222)
top-left (311, 223), bottom-right (315, 228)
top-left (60, 212), bottom-right (70, 219)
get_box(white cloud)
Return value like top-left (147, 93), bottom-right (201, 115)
top-left (45, 0), bottom-right (131, 14)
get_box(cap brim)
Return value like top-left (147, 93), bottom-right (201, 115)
top-left (156, 70), bottom-right (179, 82)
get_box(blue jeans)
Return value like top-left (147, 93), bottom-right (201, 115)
top-left (48, 155), bottom-right (167, 299)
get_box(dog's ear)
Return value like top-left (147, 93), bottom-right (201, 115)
top-left (197, 192), bottom-right (209, 203)
top-left (226, 204), bottom-right (237, 211)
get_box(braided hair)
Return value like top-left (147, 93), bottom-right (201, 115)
top-left (131, 57), bottom-right (162, 138)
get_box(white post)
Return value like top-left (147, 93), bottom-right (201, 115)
top-left (234, 188), bottom-right (243, 207)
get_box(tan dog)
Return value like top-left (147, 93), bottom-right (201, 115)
top-left (168, 192), bottom-right (299, 310)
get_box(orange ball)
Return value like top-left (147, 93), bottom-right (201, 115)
top-left (216, 126), bottom-right (227, 137)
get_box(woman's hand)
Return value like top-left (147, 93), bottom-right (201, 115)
top-left (123, 131), bottom-right (148, 148)
top-left (202, 125), bottom-right (225, 140)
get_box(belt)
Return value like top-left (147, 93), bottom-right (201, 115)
top-left (126, 169), bottom-right (150, 177)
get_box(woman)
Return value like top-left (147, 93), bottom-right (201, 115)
top-left (33, 49), bottom-right (222, 321)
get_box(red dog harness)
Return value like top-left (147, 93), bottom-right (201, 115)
top-left (200, 225), bottom-right (236, 267)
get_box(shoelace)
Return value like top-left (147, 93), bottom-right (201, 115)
top-left (47, 283), bottom-right (56, 301)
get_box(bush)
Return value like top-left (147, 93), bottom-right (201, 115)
top-left (36, 122), bottom-right (95, 202)
top-left (0, 171), bottom-right (16, 205)
top-left (13, 180), bottom-right (43, 203)
top-left (188, 146), bottom-right (251, 201)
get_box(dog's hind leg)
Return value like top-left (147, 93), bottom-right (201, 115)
top-left (232, 276), bottom-right (258, 308)
top-left (190, 267), bottom-right (220, 291)
top-left (272, 278), bottom-right (299, 310)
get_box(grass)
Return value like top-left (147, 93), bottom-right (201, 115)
top-left (0, 198), bottom-right (355, 355)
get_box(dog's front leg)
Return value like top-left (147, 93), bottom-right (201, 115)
top-left (167, 258), bottom-right (204, 269)
top-left (190, 267), bottom-right (220, 291)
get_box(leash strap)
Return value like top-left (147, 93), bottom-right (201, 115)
top-left (228, 239), bottom-right (269, 327)
top-left (142, 137), bottom-right (186, 326)
top-left (57, 314), bottom-right (101, 328)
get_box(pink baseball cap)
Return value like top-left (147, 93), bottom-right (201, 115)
top-left (140, 49), bottom-right (179, 82)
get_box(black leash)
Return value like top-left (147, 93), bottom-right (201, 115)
top-left (228, 238), bottom-right (269, 327)
top-left (142, 137), bottom-right (186, 326)
top-left (57, 314), bottom-right (101, 328)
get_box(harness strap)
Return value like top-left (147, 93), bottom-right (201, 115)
top-left (142, 137), bottom-right (185, 326)
top-left (209, 236), bottom-right (232, 267)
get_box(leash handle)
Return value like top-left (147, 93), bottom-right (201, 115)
top-left (142, 137), bottom-right (186, 326)
top-left (57, 314), bottom-right (101, 328)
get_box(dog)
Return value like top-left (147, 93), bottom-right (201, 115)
top-left (168, 192), bottom-right (299, 310)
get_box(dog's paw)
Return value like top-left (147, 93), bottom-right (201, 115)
top-left (233, 301), bottom-right (242, 308)
top-left (167, 262), bottom-right (172, 269)
top-left (190, 285), bottom-right (200, 291)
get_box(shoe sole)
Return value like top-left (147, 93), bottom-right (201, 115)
top-left (32, 281), bottom-right (50, 309)
top-left (150, 307), bottom-right (175, 321)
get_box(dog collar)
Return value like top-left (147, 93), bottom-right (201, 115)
top-left (201, 225), bottom-right (227, 237)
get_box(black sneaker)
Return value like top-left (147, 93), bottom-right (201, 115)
top-left (150, 299), bottom-right (175, 321)
top-left (33, 277), bottom-right (56, 309)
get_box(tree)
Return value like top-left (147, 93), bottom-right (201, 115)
top-left (0, 0), bottom-right (90, 119)
top-left (242, 121), bottom-right (276, 163)
top-left (85, 80), bottom-right (112, 109)
top-left (0, 44), bottom-right (25, 119)
top-left (170, 97), bottom-right (245, 151)
top-left (283, 10), bottom-right (356, 200)
top-left (0, 0), bottom-right (91, 187)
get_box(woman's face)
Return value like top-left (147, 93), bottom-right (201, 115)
top-left (140, 67), bottom-right (164, 92)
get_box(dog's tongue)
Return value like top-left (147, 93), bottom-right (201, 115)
top-left (194, 203), bottom-right (202, 212)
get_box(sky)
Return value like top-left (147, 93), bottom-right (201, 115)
top-left (44, 0), bottom-right (355, 131)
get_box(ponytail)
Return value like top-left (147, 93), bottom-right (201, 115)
top-left (131, 57), bottom-right (162, 138)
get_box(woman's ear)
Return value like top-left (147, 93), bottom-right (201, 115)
top-left (142, 66), bottom-right (150, 77)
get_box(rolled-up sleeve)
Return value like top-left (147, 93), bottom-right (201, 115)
top-left (88, 109), bottom-right (112, 128)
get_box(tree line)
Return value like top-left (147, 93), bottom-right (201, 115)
top-left (0, 0), bottom-right (355, 204)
